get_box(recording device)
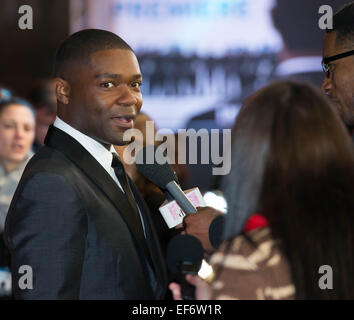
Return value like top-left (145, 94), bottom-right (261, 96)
top-left (166, 234), bottom-right (204, 300)
top-left (136, 146), bottom-right (197, 214)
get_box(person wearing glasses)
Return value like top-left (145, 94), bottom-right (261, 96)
top-left (181, 0), bottom-right (351, 255)
top-left (322, 2), bottom-right (354, 140)
top-left (271, 0), bottom-right (347, 88)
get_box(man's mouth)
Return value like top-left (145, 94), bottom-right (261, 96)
top-left (111, 116), bottom-right (135, 128)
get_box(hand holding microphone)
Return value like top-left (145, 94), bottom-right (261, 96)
top-left (183, 206), bottom-right (224, 253)
top-left (136, 146), bottom-right (225, 252)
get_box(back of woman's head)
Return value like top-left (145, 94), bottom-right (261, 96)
top-left (223, 81), bottom-right (354, 299)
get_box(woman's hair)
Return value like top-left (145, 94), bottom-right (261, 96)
top-left (0, 97), bottom-right (36, 117)
top-left (222, 81), bottom-right (354, 299)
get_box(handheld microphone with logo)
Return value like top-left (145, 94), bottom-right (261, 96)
top-left (167, 234), bottom-right (204, 300)
top-left (136, 146), bottom-right (198, 215)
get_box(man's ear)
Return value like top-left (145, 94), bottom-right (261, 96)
top-left (55, 77), bottom-right (70, 105)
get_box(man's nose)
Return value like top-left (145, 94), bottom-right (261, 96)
top-left (321, 75), bottom-right (332, 95)
top-left (116, 84), bottom-right (138, 106)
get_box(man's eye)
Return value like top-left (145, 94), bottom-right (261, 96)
top-left (101, 82), bottom-right (114, 89)
top-left (328, 63), bottom-right (335, 71)
top-left (132, 82), bottom-right (142, 88)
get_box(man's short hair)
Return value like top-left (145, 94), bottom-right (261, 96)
top-left (53, 29), bottom-right (133, 77)
top-left (327, 2), bottom-right (354, 49)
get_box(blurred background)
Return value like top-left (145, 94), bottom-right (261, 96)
top-left (0, 0), bottom-right (348, 190)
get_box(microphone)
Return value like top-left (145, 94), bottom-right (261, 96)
top-left (167, 234), bottom-right (204, 300)
top-left (136, 146), bottom-right (197, 214)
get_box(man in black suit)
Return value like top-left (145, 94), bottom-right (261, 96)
top-left (4, 29), bottom-right (168, 299)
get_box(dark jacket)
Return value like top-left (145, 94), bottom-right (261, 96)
top-left (4, 126), bottom-right (168, 299)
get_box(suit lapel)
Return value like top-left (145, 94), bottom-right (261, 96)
top-left (44, 126), bottom-right (142, 238)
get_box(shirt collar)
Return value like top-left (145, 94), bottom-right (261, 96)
top-left (53, 116), bottom-right (118, 172)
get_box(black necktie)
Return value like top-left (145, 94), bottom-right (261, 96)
top-left (111, 153), bottom-right (153, 266)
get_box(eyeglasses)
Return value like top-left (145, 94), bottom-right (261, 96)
top-left (322, 49), bottom-right (354, 78)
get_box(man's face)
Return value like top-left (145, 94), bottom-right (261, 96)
top-left (322, 32), bottom-right (354, 131)
top-left (64, 48), bottom-right (143, 146)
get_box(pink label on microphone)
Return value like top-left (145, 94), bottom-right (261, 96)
top-left (159, 188), bottom-right (205, 228)
top-left (187, 192), bottom-right (200, 207)
top-left (168, 202), bottom-right (183, 221)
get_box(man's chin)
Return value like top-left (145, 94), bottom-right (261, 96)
top-left (114, 140), bottom-right (131, 146)
top-left (94, 134), bottom-right (129, 148)
top-left (110, 132), bottom-right (134, 146)
top-left (108, 126), bottom-right (134, 146)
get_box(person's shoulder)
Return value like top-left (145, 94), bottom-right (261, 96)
top-left (23, 146), bottom-right (76, 178)
top-left (244, 226), bottom-right (273, 245)
top-left (218, 227), bottom-right (273, 253)
top-left (12, 147), bottom-right (83, 202)
top-left (210, 227), bottom-right (280, 274)
top-left (210, 228), bottom-right (295, 299)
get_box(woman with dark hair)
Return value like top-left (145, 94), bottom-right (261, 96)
top-left (170, 81), bottom-right (354, 299)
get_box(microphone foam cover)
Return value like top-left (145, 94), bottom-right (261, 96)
top-left (135, 145), bottom-right (178, 189)
top-left (166, 234), bottom-right (204, 275)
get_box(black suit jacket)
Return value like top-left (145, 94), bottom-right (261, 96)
top-left (4, 126), bottom-right (168, 299)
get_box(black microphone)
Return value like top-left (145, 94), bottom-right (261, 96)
top-left (167, 234), bottom-right (204, 300)
top-left (136, 146), bottom-right (197, 214)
